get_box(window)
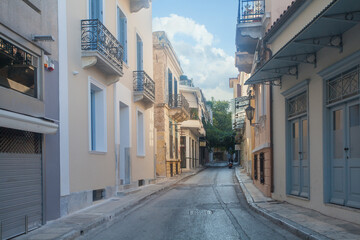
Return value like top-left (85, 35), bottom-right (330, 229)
top-left (169, 120), bottom-right (173, 159)
top-left (89, 78), bottom-right (107, 152)
top-left (0, 37), bottom-right (38, 98)
top-left (89, 0), bottom-right (103, 22)
top-left (136, 34), bottom-right (143, 71)
top-left (175, 125), bottom-right (178, 159)
top-left (117, 7), bottom-right (127, 63)
top-left (168, 69), bottom-right (173, 103)
top-left (260, 152), bottom-right (264, 184)
top-left (137, 110), bottom-right (145, 156)
top-left (254, 154), bottom-right (258, 180)
top-left (261, 84), bottom-right (266, 116)
top-left (237, 84), bottom-right (241, 97)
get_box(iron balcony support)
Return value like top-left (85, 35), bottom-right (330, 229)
top-left (294, 34), bottom-right (343, 52)
top-left (275, 52), bottom-right (317, 68)
top-left (262, 65), bottom-right (298, 78)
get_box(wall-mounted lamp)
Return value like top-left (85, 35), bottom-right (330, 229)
top-left (32, 35), bottom-right (55, 42)
top-left (245, 104), bottom-right (259, 127)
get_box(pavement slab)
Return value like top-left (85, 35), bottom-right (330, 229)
top-left (14, 168), bottom-right (204, 240)
top-left (235, 167), bottom-right (360, 240)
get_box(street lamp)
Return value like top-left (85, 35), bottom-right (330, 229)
top-left (245, 104), bottom-right (255, 125)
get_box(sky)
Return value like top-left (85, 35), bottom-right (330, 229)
top-left (152, 0), bottom-right (239, 101)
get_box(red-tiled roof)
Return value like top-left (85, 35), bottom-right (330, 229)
top-left (263, 0), bottom-right (307, 42)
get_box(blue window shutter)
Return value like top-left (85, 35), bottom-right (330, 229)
top-left (99, 0), bottom-right (103, 22)
top-left (124, 19), bottom-right (127, 63)
top-left (174, 79), bottom-right (178, 95)
top-left (137, 35), bottom-right (143, 71)
top-left (90, 0), bottom-right (102, 22)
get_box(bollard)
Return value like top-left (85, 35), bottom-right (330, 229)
top-left (25, 215), bottom-right (28, 234)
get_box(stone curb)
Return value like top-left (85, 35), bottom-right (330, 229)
top-left (18, 168), bottom-right (206, 240)
top-left (234, 167), bottom-right (330, 240)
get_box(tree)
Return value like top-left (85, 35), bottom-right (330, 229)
top-left (204, 99), bottom-right (235, 152)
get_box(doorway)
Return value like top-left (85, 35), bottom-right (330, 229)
top-left (329, 100), bottom-right (360, 208)
top-left (120, 102), bottom-right (130, 185)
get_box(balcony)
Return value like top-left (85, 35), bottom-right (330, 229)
top-left (81, 19), bottom-right (124, 84)
top-left (133, 71), bottom-right (155, 106)
top-left (168, 94), bottom-right (190, 122)
top-left (130, 0), bottom-right (151, 13)
top-left (236, 0), bottom-right (268, 54)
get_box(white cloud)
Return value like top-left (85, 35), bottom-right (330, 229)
top-left (153, 14), bottom-right (237, 101)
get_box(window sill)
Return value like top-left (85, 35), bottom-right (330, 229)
top-left (286, 194), bottom-right (310, 201)
top-left (89, 150), bottom-right (107, 155)
top-left (137, 154), bottom-right (145, 158)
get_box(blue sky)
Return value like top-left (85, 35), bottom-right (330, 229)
top-left (152, 0), bottom-right (239, 101)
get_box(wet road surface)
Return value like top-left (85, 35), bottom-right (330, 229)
top-left (87, 168), bottom-right (300, 240)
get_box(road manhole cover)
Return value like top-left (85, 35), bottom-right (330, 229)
top-left (189, 210), bottom-right (214, 215)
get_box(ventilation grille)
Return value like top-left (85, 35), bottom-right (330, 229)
top-left (0, 127), bottom-right (41, 154)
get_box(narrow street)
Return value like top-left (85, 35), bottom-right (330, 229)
top-left (87, 168), bottom-right (300, 240)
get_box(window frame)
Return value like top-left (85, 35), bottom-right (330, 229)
top-left (88, 76), bottom-right (107, 153)
top-left (282, 79), bottom-right (310, 198)
top-left (136, 108), bottom-right (145, 156)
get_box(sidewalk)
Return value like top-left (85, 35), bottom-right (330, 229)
top-left (235, 167), bottom-right (360, 240)
top-left (15, 168), bottom-right (204, 240)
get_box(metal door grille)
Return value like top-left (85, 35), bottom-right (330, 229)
top-left (0, 127), bottom-right (42, 240)
top-left (0, 127), bottom-right (41, 154)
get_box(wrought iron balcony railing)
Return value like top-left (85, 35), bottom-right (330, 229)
top-left (169, 94), bottom-right (190, 113)
top-left (237, 0), bottom-right (265, 23)
top-left (133, 71), bottom-right (155, 102)
top-left (81, 19), bottom-right (124, 74)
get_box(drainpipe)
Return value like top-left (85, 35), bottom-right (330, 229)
top-left (270, 83), bottom-right (274, 193)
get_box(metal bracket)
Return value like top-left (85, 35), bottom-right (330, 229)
top-left (262, 65), bottom-right (298, 78)
top-left (294, 34), bottom-right (343, 52)
top-left (254, 77), bottom-right (282, 87)
top-left (275, 52), bottom-right (317, 68)
top-left (322, 11), bottom-right (360, 24)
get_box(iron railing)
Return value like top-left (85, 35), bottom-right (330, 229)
top-left (237, 0), bottom-right (265, 23)
top-left (81, 19), bottom-right (124, 72)
top-left (169, 94), bottom-right (190, 113)
top-left (327, 66), bottom-right (360, 105)
top-left (133, 71), bottom-right (155, 102)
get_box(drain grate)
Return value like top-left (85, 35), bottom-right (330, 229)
top-left (189, 210), bottom-right (213, 215)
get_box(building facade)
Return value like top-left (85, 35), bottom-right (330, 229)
top-left (59, 0), bottom-right (155, 216)
top-left (179, 81), bottom-right (210, 170)
top-left (244, 0), bottom-right (360, 224)
top-left (153, 31), bottom-right (190, 177)
top-left (0, 1), bottom-right (59, 238)
top-left (235, 0), bottom-right (292, 197)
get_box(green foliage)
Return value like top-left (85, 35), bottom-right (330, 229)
top-left (204, 100), bottom-right (235, 152)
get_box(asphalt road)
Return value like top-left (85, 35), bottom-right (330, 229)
top-left (87, 168), bottom-right (300, 240)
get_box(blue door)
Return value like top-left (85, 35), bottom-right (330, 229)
top-left (330, 101), bottom-right (360, 208)
top-left (290, 117), bottom-right (309, 197)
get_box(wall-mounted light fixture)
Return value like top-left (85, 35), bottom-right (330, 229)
top-left (245, 104), bottom-right (259, 127)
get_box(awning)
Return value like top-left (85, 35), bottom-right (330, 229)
top-left (0, 109), bottom-right (58, 134)
top-left (245, 0), bottom-right (360, 85)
